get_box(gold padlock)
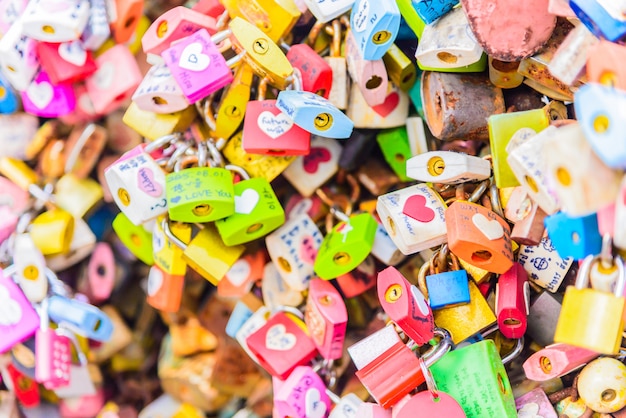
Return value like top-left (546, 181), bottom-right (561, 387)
top-left (54, 174), bottom-right (104, 218)
top-left (29, 208), bottom-right (75, 255)
top-left (0, 157), bottom-right (39, 190)
top-left (122, 102), bottom-right (197, 140)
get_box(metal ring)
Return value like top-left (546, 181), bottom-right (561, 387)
top-left (423, 328), bottom-right (453, 367)
top-left (502, 336), bottom-right (524, 365)
top-left (419, 357), bottom-right (440, 400)
top-left (144, 133), bottom-right (180, 154)
top-left (64, 124), bottom-right (96, 174)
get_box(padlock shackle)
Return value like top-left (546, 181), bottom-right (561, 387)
top-left (576, 254), bottom-right (626, 296)
top-left (501, 336), bottom-right (524, 365)
top-left (161, 218), bottom-right (188, 251)
top-left (64, 124), bottom-right (96, 175)
top-left (144, 133), bottom-right (181, 154)
top-left (422, 327), bottom-right (453, 368)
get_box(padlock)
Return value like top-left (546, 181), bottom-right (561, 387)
top-left (65, 123), bottom-right (108, 180)
top-left (349, 0), bottom-right (400, 60)
top-left (36, 40), bottom-right (97, 85)
top-left (525, 290), bottom-right (562, 346)
top-left (141, 6), bottom-right (217, 57)
top-left (222, 0), bottom-right (300, 42)
top-left (282, 136), bottom-right (342, 197)
top-left (304, 278), bottom-right (347, 360)
top-left (377, 183), bottom-right (447, 255)
top-left (446, 200), bottom-right (514, 274)
top-left (406, 151), bottom-right (491, 185)
top-left (547, 23), bottom-right (598, 87)
top-left (0, 72), bottom-right (18, 114)
top-left (325, 20), bottom-right (349, 110)
top-left (416, 7), bottom-right (484, 72)
top-left (335, 255), bottom-right (378, 297)
top-left (262, 261), bottom-right (304, 310)
top-left (54, 174), bottom-right (103, 219)
top-left (0, 19), bottom-right (40, 91)
top-left (422, 71), bottom-right (505, 141)
top-left (382, 44), bottom-right (417, 91)
top-left (215, 175), bottom-right (285, 246)
top-left (104, 147), bottom-right (168, 225)
top-left (286, 43), bottom-right (333, 98)
top-left (345, 29), bottom-right (388, 107)
top-left (165, 153), bottom-right (235, 224)
top-left (544, 211), bottom-right (602, 260)
top-left (523, 343), bottom-right (599, 382)
top-left (377, 266), bottom-right (435, 345)
top-left (233, 304), bottom-right (270, 362)
top-left (412, 0), bottom-right (458, 24)
top-left (273, 365), bottom-right (332, 418)
top-left (495, 263), bottom-right (529, 339)
top-left (82, 242), bottom-right (115, 304)
top-left (0, 156), bottom-right (39, 192)
top-left (111, 212), bottom-right (154, 265)
top-left (1, 362), bottom-right (40, 408)
top-left (80, 0), bottom-right (110, 51)
top-left (570, 0), bottom-right (626, 41)
top-left (21, 0), bottom-right (90, 42)
top-left (246, 311), bottom-right (318, 379)
top-left (218, 250), bottom-right (266, 298)
top-left (577, 357), bottom-right (626, 413)
top-left (518, 237), bottom-right (573, 293)
top-left (302, 0), bottom-right (355, 23)
top-left (490, 108), bottom-right (551, 189)
top-left (376, 126), bottom-right (414, 182)
top-left (35, 300), bottom-right (73, 390)
top-left (122, 101), bottom-right (197, 141)
top-left (21, 71), bottom-right (76, 118)
top-left (47, 295), bottom-right (113, 342)
top-left (59, 387), bottom-right (105, 418)
top-left (348, 81), bottom-right (410, 129)
top-left (212, 63), bottom-right (254, 140)
top-left (192, 0), bottom-right (225, 16)
top-left (554, 254), bottom-right (626, 354)
top-left (515, 388), bottom-right (558, 418)
top-left (110, 0), bottom-right (143, 43)
top-left (0, 174), bottom-right (30, 215)
top-left (0, 271), bottom-right (40, 354)
top-left (53, 361), bottom-right (98, 399)
top-left (11, 233), bottom-right (48, 303)
top-left (266, 212), bottom-right (324, 291)
top-left (488, 57), bottom-right (524, 89)
top-left (508, 190), bottom-right (547, 246)
top-left (430, 339), bottom-right (517, 417)
top-left (314, 211), bottom-right (377, 280)
top-left (131, 63), bottom-right (188, 114)
top-left (370, 221), bottom-right (406, 267)
top-left (0, 0), bottom-right (26, 34)
top-left (46, 216), bottom-right (97, 272)
top-left (28, 208), bottom-right (75, 256)
top-left (586, 40), bottom-right (626, 89)
top-left (0, 207), bottom-right (18, 243)
top-left (422, 247), bottom-right (471, 310)
top-left (356, 401), bottom-right (391, 418)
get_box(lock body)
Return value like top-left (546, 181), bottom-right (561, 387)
top-left (496, 263), bottom-right (529, 339)
top-left (282, 136), bottom-right (341, 197)
top-left (350, 0), bottom-right (401, 60)
top-left (22, 71), bottom-right (76, 118)
top-left (518, 237), bottom-right (572, 293)
top-left (132, 63), bottom-right (188, 114)
top-left (0, 275), bottom-right (40, 353)
top-left (274, 365), bottom-right (331, 418)
top-left (426, 269), bottom-right (471, 310)
top-left (305, 278), bottom-right (347, 360)
top-left (286, 43), bottom-right (332, 98)
top-left (22, 0), bottom-right (90, 42)
top-left (544, 211), bottom-right (602, 260)
top-left (406, 151), bottom-right (491, 185)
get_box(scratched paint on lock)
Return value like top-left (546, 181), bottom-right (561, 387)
top-left (518, 237), bottom-right (572, 293)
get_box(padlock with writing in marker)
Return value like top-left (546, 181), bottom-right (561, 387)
top-left (377, 266), bottom-right (435, 345)
top-left (570, 0), bottom-right (626, 41)
top-left (345, 29), bottom-right (388, 107)
top-left (0, 19), bottom-right (40, 91)
top-left (586, 40), bottom-right (626, 89)
top-left (21, 71), bottom-right (75, 118)
top-left (234, 305), bottom-right (270, 362)
top-left (282, 136), bottom-right (342, 197)
top-left (325, 20), bottom-right (349, 110)
top-left (0, 0), bottom-right (26, 34)
top-left (314, 210), bottom-right (378, 280)
top-left (246, 311), bottom-right (318, 379)
top-left (28, 208), bottom-right (75, 256)
top-left (406, 151), bottom-right (491, 185)
top-left (517, 237), bottom-right (572, 293)
top-left (350, 0), bottom-right (400, 60)
top-left (416, 7), bottom-right (484, 72)
top-left (421, 247), bottom-right (471, 310)
top-left (110, 0), bottom-right (143, 43)
top-left (221, 0), bottom-right (300, 42)
top-left (377, 183), bottom-right (447, 255)
top-left (383, 43), bottom-right (417, 91)
top-left (554, 254), bottom-right (626, 354)
top-left (131, 63), bottom-right (188, 114)
top-left (287, 43), bottom-right (333, 98)
top-left (273, 365), bottom-right (331, 418)
top-left (21, 0), bottom-right (90, 42)
top-left (212, 63), bottom-right (254, 140)
top-left (12, 234), bottom-right (48, 303)
top-left (305, 278), bottom-right (347, 360)
top-left (111, 212), bottom-right (154, 265)
top-left (446, 200), bottom-right (514, 274)
top-left (47, 295), bottom-right (113, 342)
top-left (105, 147), bottom-right (168, 225)
top-left (495, 263), bottom-right (529, 339)
top-left (141, 6), bottom-right (217, 57)
top-left (216, 175), bottom-right (285, 246)
top-left (81, 0), bottom-right (110, 50)
top-left (544, 211), bottom-right (602, 260)
top-left (35, 300), bottom-right (72, 390)
top-left (548, 23), bottom-right (598, 87)
top-left (36, 40), bottom-right (96, 85)
top-left (412, 0), bottom-right (458, 24)
top-left (266, 212), bottom-right (324, 291)
top-left (523, 343), bottom-right (599, 381)
top-left (0, 272), bottom-right (40, 354)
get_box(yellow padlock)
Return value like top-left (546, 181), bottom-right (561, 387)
top-left (0, 157), bottom-right (39, 190)
top-left (122, 102), bottom-right (197, 140)
top-left (29, 208), bottom-right (75, 256)
top-left (221, 0), bottom-right (300, 42)
top-left (212, 63), bottom-right (255, 140)
top-left (54, 174), bottom-right (104, 219)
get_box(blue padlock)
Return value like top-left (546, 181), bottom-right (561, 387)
top-left (276, 90), bottom-right (354, 139)
top-left (0, 72), bottom-right (18, 114)
top-left (412, 0), bottom-right (459, 24)
top-left (350, 0), bottom-right (401, 60)
top-left (225, 300), bottom-right (254, 339)
top-left (544, 211), bottom-right (602, 260)
top-left (421, 249), bottom-right (471, 309)
top-left (570, 0), bottom-right (626, 41)
top-left (575, 83), bottom-right (626, 169)
top-left (47, 295), bottom-right (113, 342)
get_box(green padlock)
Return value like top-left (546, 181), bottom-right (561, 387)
top-left (377, 127), bottom-right (413, 182)
top-left (215, 177), bottom-right (285, 246)
top-left (112, 212), bottom-right (154, 265)
top-left (313, 211), bottom-right (378, 280)
top-left (429, 339), bottom-right (517, 418)
top-left (165, 146), bottom-right (235, 223)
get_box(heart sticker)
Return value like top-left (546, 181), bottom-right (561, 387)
top-left (472, 213), bottom-right (504, 240)
top-left (305, 388), bottom-right (327, 418)
top-left (303, 147), bottom-right (331, 174)
top-left (265, 323), bottom-right (297, 351)
top-left (234, 188), bottom-right (260, 215)
top-left (225, 259), bottom-right (252, 286)
top-left (0, 284), bottom-right (23, 326)
top-left (517, 402), bottom-right (544, 418)
top-left (93, 61), bottom-right (115, 90)
top-left (257, 111), bottom-right (294, 139)
top-left (137, 167), bottom-right (163, 198)
top-left (372, 91), bottom-right (399, 117)
top-left (147, 266), bottom-right (163, 297)
top-left (403, 194), bottom-right (435, 223)
top-left (26, 81), bottom-right (54, 109)
top-left (58, 41), bottom-right (87, 66)
top-left (179, 42), bottom-right (210, 72)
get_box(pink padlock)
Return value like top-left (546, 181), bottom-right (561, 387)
top-left (61, 83), bottom-right (100, 125)
top-left (161, 28), bottom-right (234, 104)
top-left (274, 365), bottom-right (332, 418)
top-left (0, 176), bottom-right (30, 214)
top-left (357, 402), bottom-right (393, 418)
top-left (59, 387), bottom-right (105, 418)
top-left (0, 19), bottom-right (40, 91)
top-left (345, 29), bottom-right (388, 107)
top-left (142, 6), bottom-right (217, 57)
top-left (305, 278), bottom-right (347, 360)
top-left (85, 44), bottom-right (142, 115)
top-left (37, 40), bottom-right (97, 84)
top-left (21, 70), bottom-right (75, 117)
top-left (0, 271), bottom-right (40, 353)
top-left (523, 343), bottom-right (599, 381)
top-left (0, 206), bottom-right (18, 243)
top-left (131, 63), bottom-right (188, 114)
top-left (85, 242), bottom-right (116, 304)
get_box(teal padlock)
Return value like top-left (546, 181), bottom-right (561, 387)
top-left (215, 175), bottom-right (286, 246)
top-left (313, 211), bottom-right (378, 280)
top-left (430, 339), bottom-right (517, 418)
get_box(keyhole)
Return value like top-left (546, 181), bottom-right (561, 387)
top-left (539, 356), bottom-right (552, 373)
top-left (22, 265), bottom-right (39, 280)
top-left (385, 284), bottom-right (402, 303)
top-left (277, 257), bottom-right (292, 273)
top-left (524, 175), bottom-right (539, 194)
top-left (600, 71), bottom-right (617, 88)
top-left (594, 115), bottom-right (610, 133)
top-left (503, 318), bottom-right (521, 327)
top-left (93, 319), bottom-right (102, 331)
top-left (253, 38), bottom-right (269, 55)
top-left (387, 216), bottom-right (396, 236)
top-left (17, 376), bottom-right (32, 391)
top-left (0, 87), bottom-right (6, 99)
top-left (247, 223), bottom-right (263, 234)
top-left (314, 113), bottom-right (333, 131)
top-left (555, 167), bottom-right (572, 186)
top-left (333, 252), bottom-right (351, 265)
top-left (602, 389), bottom-right (617, 402)
top-left (437, 52), bottom-right (458, 64)
top-left (427, 156), bottom-right (445, 176)
top-left (152, 96), bottom-right (168, 106)
top-left (157, 20), bottom-right (168, 38)
top-left (365, 75), bottom-right (382, 89)
top-left (225, 105), bottom-right (240, 118)
top-left (193, 204), bottom-right (213, 217)
top-left (497, 373), bottom-right (507, 394)
top-left (97, 265), bottom-right (106, 277)
top-left (471, 250), bottom-right (492, 264)
top-left (319, 295), bottom-right (332, 305)
top-left (117, 188), bottom-right (131, 206)
top-left (372, 30), bottom-right (392, 45)
top-left (130, 233), bottom-right (141, 247)
top-left (42, 25), bottom-right (55, 34)
top-left (124, 16), bottom-right (136, 29)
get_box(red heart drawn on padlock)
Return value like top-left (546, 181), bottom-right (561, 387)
top-left (303, 147), bottom-right (331, 174)
top-left (402, 195), bottom-right (435, 223)
top-left (372, 91), bottom-right (399, 117)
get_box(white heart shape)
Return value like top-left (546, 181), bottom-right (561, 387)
top-left (225, 259), bottom-right (252, 286)
top-left (257, 111), bottom-right (294, 139)
top-left (265, 323), bottom-right (296, 351)
top-left (58, 41), bottom-right (87, 66)
top-left (179, 42), bottom-right (210, 72)
top-left (518, 402), bottom-right (543, 418)
top-left (0, 284), bottom-right (22, 326)
top-left (305, 388), bottom-right (327, 418)
top-left (93, 61), bottom-right (115, 90)
top-left (147, 267), bottom-right (163, 297)
top-left (234, 188), bottom-right (260, 215)
top-left (26, 81), bottom-right (54, 109)
top-left (472, 213), bottom-right (504, 241)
